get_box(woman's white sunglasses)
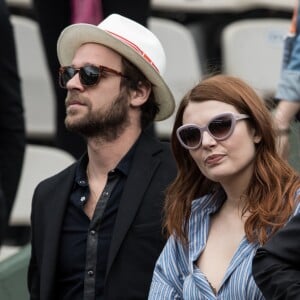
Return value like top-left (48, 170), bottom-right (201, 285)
top-left (176, 112), bottom-right (250, 150)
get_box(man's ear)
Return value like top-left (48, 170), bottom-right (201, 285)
top-left (130, 81), bottom-right (151, 107)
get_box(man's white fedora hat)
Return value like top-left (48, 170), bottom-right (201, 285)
top-left (57, 14), bottom-right (175, 121)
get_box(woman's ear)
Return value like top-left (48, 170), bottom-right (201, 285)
top-left (252, 128), bottom-right (262, 144)
top-left (130, 81), bottom-right (151, 107)
top-left (254, 135), bottom-right (262, 144)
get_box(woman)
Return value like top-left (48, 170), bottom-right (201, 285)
top-left (148, 75), bottom-right (300, 299)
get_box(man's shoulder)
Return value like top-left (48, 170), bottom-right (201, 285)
top-left (35, 160), bottom-right (77, 191)
top-left (137, 133), bottom-right (174, 163)
top-left (139, 131), bottom-right (172, 153)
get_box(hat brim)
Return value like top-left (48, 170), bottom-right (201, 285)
top-left (57, 23), bottom-right (175, 121)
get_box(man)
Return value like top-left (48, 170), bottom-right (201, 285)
top-left (252, 212), bottom-right (300, 299)
top-left (28, 14), bottom-right (177, 300)
top-left (33, 0), bottom-right (151, 158)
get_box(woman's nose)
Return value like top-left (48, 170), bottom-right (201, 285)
top-left (201, 130), bottom-right (217, 148)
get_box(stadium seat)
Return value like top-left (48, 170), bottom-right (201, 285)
top-left (10, 15), bottom-right (56, 141)
top-left (149, 17), bottom-right (203, 139)
top-left (9, 144), bottom-right (75, 226)
top-left (221, 18), bottom-right (290, 100)
top-left (0, 244), bottom-right (30, 299)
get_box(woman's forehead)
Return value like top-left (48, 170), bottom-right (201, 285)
top-left (182, 100), bottom-right (238, 123)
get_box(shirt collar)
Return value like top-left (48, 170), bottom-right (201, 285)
top-left (75, 153), bottom-right (89, 187)
top-left (74, 136), bottom-right (140, 186)
top-left (191, 188), bottom-right (226, 215)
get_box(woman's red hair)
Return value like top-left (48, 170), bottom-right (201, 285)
top-left (165, 75), bottom-right (300, 245)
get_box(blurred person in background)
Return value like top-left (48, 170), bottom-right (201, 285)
top-left (273, 0), bottom-right (300, 160)
top-left (0, 0), bottom-right (25, 247)
top-left (253, 212), bottom-right (300, 299)
top-left (33, 0), bottom-right (150, 159)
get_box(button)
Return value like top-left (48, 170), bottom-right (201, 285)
top-left (87, 270), bottom-right (94, 277)
top-left (80, 196), bottom-right (86, 202)
top-left (103, 191), bottom-right (109, 196)
top-left (79, 180), bottom-right (86, 185)
top-left (90, 230), bottom-right (96, 236)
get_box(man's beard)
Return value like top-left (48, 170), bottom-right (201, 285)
top-left (65, 91), bottom-right (130, 142)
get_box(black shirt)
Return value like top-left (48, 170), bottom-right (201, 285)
top-left (57, 145), bottom-right (136, 300)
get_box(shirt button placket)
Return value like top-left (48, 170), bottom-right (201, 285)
top-left (87, 270), bottom-right (94, 277)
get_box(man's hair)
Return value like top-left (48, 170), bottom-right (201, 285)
top-left (120, 57), bottom-right (159, 129)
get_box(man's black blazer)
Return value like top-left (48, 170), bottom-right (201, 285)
top-left (28, 132), bottom-right (177, 300)
top-left (253, 213), bottom-right (300, 300)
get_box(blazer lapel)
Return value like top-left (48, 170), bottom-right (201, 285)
top-left (105, 134), bottom-right (161, 277)
top-left (40, 165), bottom-right (76, 299)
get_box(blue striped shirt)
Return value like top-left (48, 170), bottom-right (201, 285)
top-left (149, 189), bottom-right (300, 299)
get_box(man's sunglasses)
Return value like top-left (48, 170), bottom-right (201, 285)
top-left (176, 112), bottom-right (250, 150)
top-left (59, 64), bottom-right (128, 88)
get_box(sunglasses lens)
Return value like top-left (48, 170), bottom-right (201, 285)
top-left (208, 115), bottom-right (233, 139)
top-left (59, 65), bottom-right (101, 88)
top-left (178, 126), bottom-right (201, 148)
top-left (60, 67), bottom-right (76, 87)
top-left (80, 65), bottom-right (100, 86)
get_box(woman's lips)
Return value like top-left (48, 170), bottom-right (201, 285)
top-left (205, 154), bottom-right (225, 165)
